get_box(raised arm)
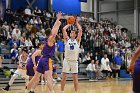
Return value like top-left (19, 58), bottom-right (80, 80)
top-left (31, 50), bottom-right (42, 67)
top-left (49, 12), bottom-right (62, 39)
top-left (76, 18), bottom-right (82, 42)
top-left (62, 24), bottom-right (71, 43)
top-left (128, 46), bottom-right (140, 73)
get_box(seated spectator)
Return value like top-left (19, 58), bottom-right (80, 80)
top-left (25, 37), bottom-right (33, 50)
top-left (20, 32), bottom-right (26, 46)
top-left (86, 60), bottom-right (97, 81)
top-left (83, 52), bottom-right (91, 64)
top-left (110, 63), bottom-right (118, 78)
top-left (25, 6), bottom-right (31, 15)
top-left (12, 25), bottom-right (21, 40)
top-left (95, 60), bottom-right (102, 79)
top-left (93, 52), bottom-right (101, 64)
top-left (33, 6), bottom-right (41, 15)
top-left (9, 36), bottom-right (20, 48)
top-left (26, 22), bottom-right (33, 32)
top-left (30, 17), bottom-right (38, 25)
top-left (101, 54), bottom-right (112, 79)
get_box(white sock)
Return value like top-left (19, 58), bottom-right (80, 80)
top-left (31, 88), bottom-right (34, 92)
top-left (50, 90), bottom-right (55, 93)
top-left (61, 91), bottom-right (64, 93)
top-left (25, 89), bottom-right (30, 93)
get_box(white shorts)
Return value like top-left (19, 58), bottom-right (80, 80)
top-left (62, 59), bottom-right (78, 74)
top-left (14, 69), bottom-right (28, 79)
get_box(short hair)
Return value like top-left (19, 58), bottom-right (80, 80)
top-left (45, 28), bottom-right (51, 37)
top-left (37, 42), bottom-right (45, 47)
top-left (22, 48), bottom-right (28, 53)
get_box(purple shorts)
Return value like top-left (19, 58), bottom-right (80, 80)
top-left (36, 57), bottom-right (53, 74)
top-left (26, 67), bottom-right (35, 76)
top-left (133, 63), bottom-right (140, 92)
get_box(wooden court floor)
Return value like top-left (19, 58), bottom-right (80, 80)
top-left (0, 80), bottom-right (133, 93)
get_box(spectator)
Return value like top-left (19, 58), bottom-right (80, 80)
top-left (101, 54), bottom-right (112, 79)
top-left (93, 52), bottom-right (101, 64)
top-left (113, 52), bottom-right (122, 78)
top-left (25, 6), bottom-right (31, 15)
top-left (10, 43), bottom-right (18, 63)
top-left (25, 37), bottom-right (33, 48)
top-left (55, 38), bottom-right (64, 66)
top-left (95, 60), bottom-right (102, 79)
top-left (12, 25), bottom-right (21, 40)
top-left (86, 60), bottom-right (97, 81)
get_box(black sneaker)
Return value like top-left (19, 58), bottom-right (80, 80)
top-left (29, 91), bottom-right (35, 93)
top-left (2, 84), bottom-right (10, 91)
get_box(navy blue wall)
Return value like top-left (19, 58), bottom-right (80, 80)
top-left (10, 0), bottom-right (48, 11)
top-left (52, 0), bottom-right (81, 15)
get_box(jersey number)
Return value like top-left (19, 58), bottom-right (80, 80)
top-left (70, 45), bottom-right (74, 50)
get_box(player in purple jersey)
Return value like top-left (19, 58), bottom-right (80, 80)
top-left (128, 46), bottom-right (140, 93)
top-left (26, 12), bottom-right (62, 93)
top-left (26, 42), bottom-right (44, 93)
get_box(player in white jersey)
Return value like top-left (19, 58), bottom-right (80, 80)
top-left (2, 48), bottom-right (29, 91)
top-left (61, 18), bottom-right (82, 93)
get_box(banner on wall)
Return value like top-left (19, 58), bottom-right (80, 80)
top-left (52, 0), bottom-right (81, 15)
top-left (0, 0), bottom-right (6, 17)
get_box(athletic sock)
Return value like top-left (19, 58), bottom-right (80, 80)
top-left (50, 90), bottom-right (55, 93)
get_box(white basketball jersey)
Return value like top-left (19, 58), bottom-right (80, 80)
top-left (19, 55), bottom-right (28, 67)
top-left (65, 39), bottom-right (80, 61)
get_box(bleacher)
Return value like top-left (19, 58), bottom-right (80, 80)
top-left (0, 40), bottom-right (89, 86)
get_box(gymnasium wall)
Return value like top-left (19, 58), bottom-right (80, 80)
top-left (81, 0), bottom-right (93, 12)
top-left (52, 0), bottom-right (81, 15)
top-left (10, 0), bottom-right (48, 11)
top-left (99, 1), bottom-right (134, 34)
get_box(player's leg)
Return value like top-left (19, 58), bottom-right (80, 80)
top-left (44, 70), bottom-right (54, 93)
top-left (26, 71), bottom-right (41, 91)
top-left (71, 62), bottom-right (78, 93)
top-left (61, 73), bottom-right (67, 92)
top-left (61, 59), bottom-right (70, 92)
top-left (2, 69), bottom-right (20, 91)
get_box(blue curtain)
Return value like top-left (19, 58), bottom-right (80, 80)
top-left (52, 0), bottom-right (81, 15)
top-left (10, 0), bottom-right (48, 11)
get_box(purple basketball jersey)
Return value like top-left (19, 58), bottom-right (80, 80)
top-left (41, 38), bottom-right (55, 58)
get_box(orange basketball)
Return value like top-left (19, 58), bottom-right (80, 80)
top-left (67, 16), bottom-right (75, 24)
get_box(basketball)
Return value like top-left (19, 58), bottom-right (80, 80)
top-left (67, 16), bottom-right (75, 24)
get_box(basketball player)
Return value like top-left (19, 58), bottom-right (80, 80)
top-left (26, 42), bottom-right (44, 93)
top-left (2, 48), bottom-right (29, 91)
top-left (61, 18), bottom-right (82, 93)
top-left (128, 46), bottom-right (140, 93)
top-left (25, 12), bottom-right (62, 93)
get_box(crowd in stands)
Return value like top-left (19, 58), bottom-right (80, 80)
top-left (0, 6), bottom-right (139, 81)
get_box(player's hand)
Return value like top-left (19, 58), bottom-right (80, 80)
top-left (76, 17), bottom-right (80, 24)
top-left (128, 65), bottom-right (134, 73)
top-left (18, 66), bottom-right (22, 69)
top-left (57, 12), bottom-right (63, 20)
top-left (33, 65), bottom-right (37, 72)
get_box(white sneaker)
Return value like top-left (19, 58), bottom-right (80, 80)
top-left (25, 89), bottom-right (30, 93)
top-left (57, 77), bottom-right (61, 81)
top-left (50, 90), bottom-right (55, 93)
top-left (41, 80), bottom-right (45, 85)
top-left (89, 79), bottom-right (94, 82)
